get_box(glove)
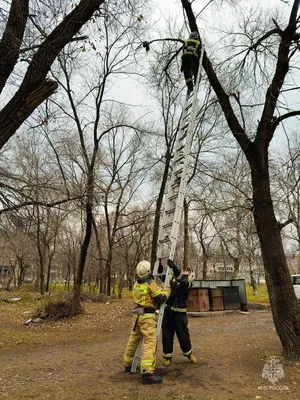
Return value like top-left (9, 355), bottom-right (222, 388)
top-left (168, 259), bottom-right (181, 278)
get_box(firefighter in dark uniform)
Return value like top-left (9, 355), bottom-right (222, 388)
top-left (181, 31), bottom-right (201, 93)
top-left (161, 259), bottom-right (197, 366)
top-left (123, 260), bottom-right (170, 384)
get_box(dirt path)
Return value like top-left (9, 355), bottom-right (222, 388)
top-left (0, 300), bottom-right (299, 400)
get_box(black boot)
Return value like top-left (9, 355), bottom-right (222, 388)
top-left (142, 373), bottom-right (162, 384)
top-left (124, 366), bottom-right (131, 373)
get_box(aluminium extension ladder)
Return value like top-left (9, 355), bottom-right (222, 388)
top-left (131, 45), bottom-right (205, 373)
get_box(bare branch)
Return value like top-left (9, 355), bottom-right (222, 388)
top-left (0, 195), bottom-right (84, 215)
top-left (19, 35), bottom-right (89, 54)
top-left (272, 110), bottom-right (300, 128)
top-left (278, 218), bottom-right (294, 231)
top-left (256, 0), bottom-right (300, 142)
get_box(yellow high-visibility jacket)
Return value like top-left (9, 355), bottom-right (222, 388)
top-left (132, 278), bottom-right (170, 309)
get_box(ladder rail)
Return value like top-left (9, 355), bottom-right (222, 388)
top-left (130, 45), bottom-right (205, 373)
top-left (154, 45), bottom-right (205, 272)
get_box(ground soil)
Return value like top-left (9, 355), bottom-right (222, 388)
top-left (0, 297), bottom-right (299, 400)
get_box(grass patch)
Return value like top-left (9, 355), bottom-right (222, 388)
top-left (246, 283), bottom-right (270, 304)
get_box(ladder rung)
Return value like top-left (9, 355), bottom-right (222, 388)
top-left (174, 155), bottom-right (184, 164)
top-left (177, 144), bottom-right (185, 152)
top-left (165, 207), bottom-right (175, 215)
top-left (168, 194), bottom-right (178, 201)
top-left (179, 131), bottom-right (187, 141)
top-left (159, 237), bottom-right (171, 244)
top-left (174, 168), bottom-right (183, 176)
top-left (182, 112), bottom-right (191, 121)
top-left (175, 153), bottom-right (184, 163)
top-left (171, 180), bottom-right (180, 189)
top-left (163, 222), bottom-right (173, 229)
top-left (173, 174), bottom-right (181, 181)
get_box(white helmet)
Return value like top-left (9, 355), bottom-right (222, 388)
top-left (183, 268), bottom-right (195, 282)
top-left (136, 260), bottom-right (151, 279)
top-left (189, 31), bottom-right (199, 40)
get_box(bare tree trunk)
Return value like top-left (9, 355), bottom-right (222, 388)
top-left (0, 0), bottom-right (29, 94)
top-left (252, 167), bottom-right (300, 358)
top-left (70, 200), bottom-right (93, 316)
top-left (151, 155), bottom-right (171, 267)
top-left (45, 245), bottom-right (55, 292)
top-left (36, 207), bottom-right (45, 295)
top-left (220, 242), bottom-right (226, 280)
top-left (250, 268), bottom-right (258, 296)
top-left (17, 256), bottom-right (26, 287)
top-left (106, 254), bottom-right (113, 296)
top-left (91, 217), bottom-right (106, 294)
top-left (202, 246), bottom-right (208, 280)
top-left (232, 257), bottom-right (241, 279)
top-left (45, 259), bottom-right (51, 293)
top-left (183, 198), bottom-right (189, 270)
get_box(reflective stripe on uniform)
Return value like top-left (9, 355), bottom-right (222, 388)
top-left (175, 273), bottom-right (183, 280)
top-left (141, 359), bottom-right (154, 366)
top-left (183, 38), bottom-right (201, 57)
top-left (138, 313), bottom-right (157, 318)
top-left (152, 288), bottom-right (162, 297)
top-left (124, 355), bottom-right (133, 363)
top-left (163, 353), bottom-right (173, 358)
top-left (187, 39), bottom-right (200, 44)
top-left (183, 349), bottom-right (192, 356)
top-left (171, 306), bottom-right (187, 312)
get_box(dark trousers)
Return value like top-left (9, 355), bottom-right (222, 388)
top-left (162, 308), bottom-right (192, 358)
top-left (181, 54), bottom-right (199, 89)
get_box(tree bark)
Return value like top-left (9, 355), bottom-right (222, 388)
top-left (0, 80), bottom-right (58, 147)
top-left (70, 200), bottom-right (93, 316)
top-left (0, 0), bottom-right (105, 150)
top-left (0, 0), bottom-right (29, 94)
top-left (151, 155), bottom-right (171, 267)
top-left (92, 217), bottom-right (106, 294)
top-left (183, 198), bottom-right (189, 270)
top-left (252, 161), bottom-right (300, 358)
top-left (202, 247), bottom-right (208, 280)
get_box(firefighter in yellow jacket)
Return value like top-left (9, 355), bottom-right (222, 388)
top-left (123, 260), bottom-right (170, 384)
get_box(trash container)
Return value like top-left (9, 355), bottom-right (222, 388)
top-left (221, 286), bottom-right (240, 310)
top-left (209, 288), bottom-right (224, 311)
top-left (187, 288), bottom-right (210, 312)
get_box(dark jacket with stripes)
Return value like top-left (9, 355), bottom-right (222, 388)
top-left (182, 38), bottom-right (201, 58)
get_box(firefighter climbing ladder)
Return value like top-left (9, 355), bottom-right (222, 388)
top-left (131, 45), bottom-right (205, 373)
